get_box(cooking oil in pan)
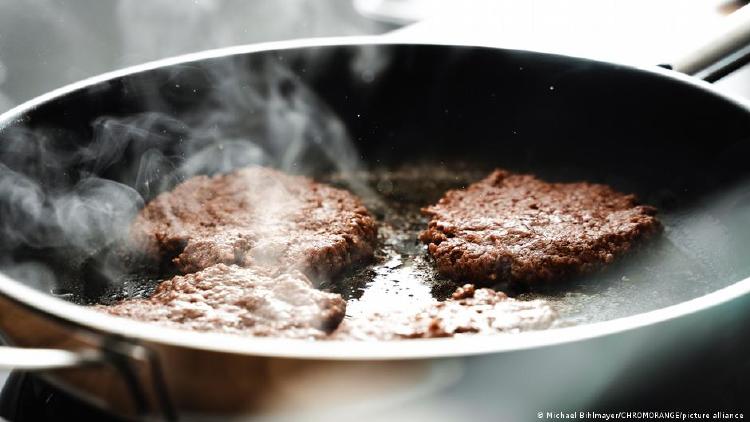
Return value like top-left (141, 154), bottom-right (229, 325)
top-left (36, 163), bottom-right (747, 329)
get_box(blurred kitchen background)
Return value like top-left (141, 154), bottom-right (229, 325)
top-left (0, 0), bottom-right (749, 117)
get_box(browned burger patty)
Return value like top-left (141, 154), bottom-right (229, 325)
top-left (419, 169), bottom-right (660, 284)
top-left (102, 264), bottom-right (346, 339)
top-left (331, 284), bottom-right (556, 340)
top-left (131, 167), bottom-right (377, 279)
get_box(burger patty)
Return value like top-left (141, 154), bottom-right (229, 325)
top-left (419, 169), bottom-right (661, 284)
top-left (130, 167), bottom-right (377, 279)
top-left (331, 284), bottom-right (556, 340)
top-left (101, 264), bottom-right (346, 339)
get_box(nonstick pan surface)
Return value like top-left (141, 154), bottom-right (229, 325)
top-left (1, 39), bottom-right (750, 357)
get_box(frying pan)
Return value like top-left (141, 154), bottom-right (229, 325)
top-left (1, 9), bottom-right (750, 421)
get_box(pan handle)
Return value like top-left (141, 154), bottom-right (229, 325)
top-left (0, 342), bottom-right (177, 420)
top-left (669, 4), bottom-right (750, 82)
top-left (0, 345), bottom-right (103, 370)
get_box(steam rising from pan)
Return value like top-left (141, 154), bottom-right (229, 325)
top-left (0, 48), bottom-right (392, 298)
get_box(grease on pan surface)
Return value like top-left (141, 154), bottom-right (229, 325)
top-left (100, 164), bottom-right (711, 339)
top-left (324, 164), bottom-right (706, 328)
top-left (331, 284), bottom-right (556, 340)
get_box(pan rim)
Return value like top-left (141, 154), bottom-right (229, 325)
top-left (1, 270), bottom-right (750, 359)
top-left (2, 35), bottom-right (750, 127)
top-left (1, 36), bottom-right (750, 359)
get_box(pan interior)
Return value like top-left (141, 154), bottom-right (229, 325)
top-left (1, 43), bottom-right (749, 334)
top-left (323, 164), bottom-right (750, 326)
top-left (12, 161), bottom-right (750, 329)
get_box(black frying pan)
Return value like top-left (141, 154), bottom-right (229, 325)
top-left (0, 26), bottom-right (749, 421)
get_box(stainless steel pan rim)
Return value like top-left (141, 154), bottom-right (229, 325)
top-left (2, 35), bottom-right (750, 129)
top-left (2, 271), bottom-right (750, 360)
top-left (1, 36), bottom-right (750, 360)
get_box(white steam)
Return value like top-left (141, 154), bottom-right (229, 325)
top-left (0, 43), bottom-right (392, 297)
top-left (53, 178), bottom-right (143, 252)
top-left (0, 0), bottom-right (394, 297)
